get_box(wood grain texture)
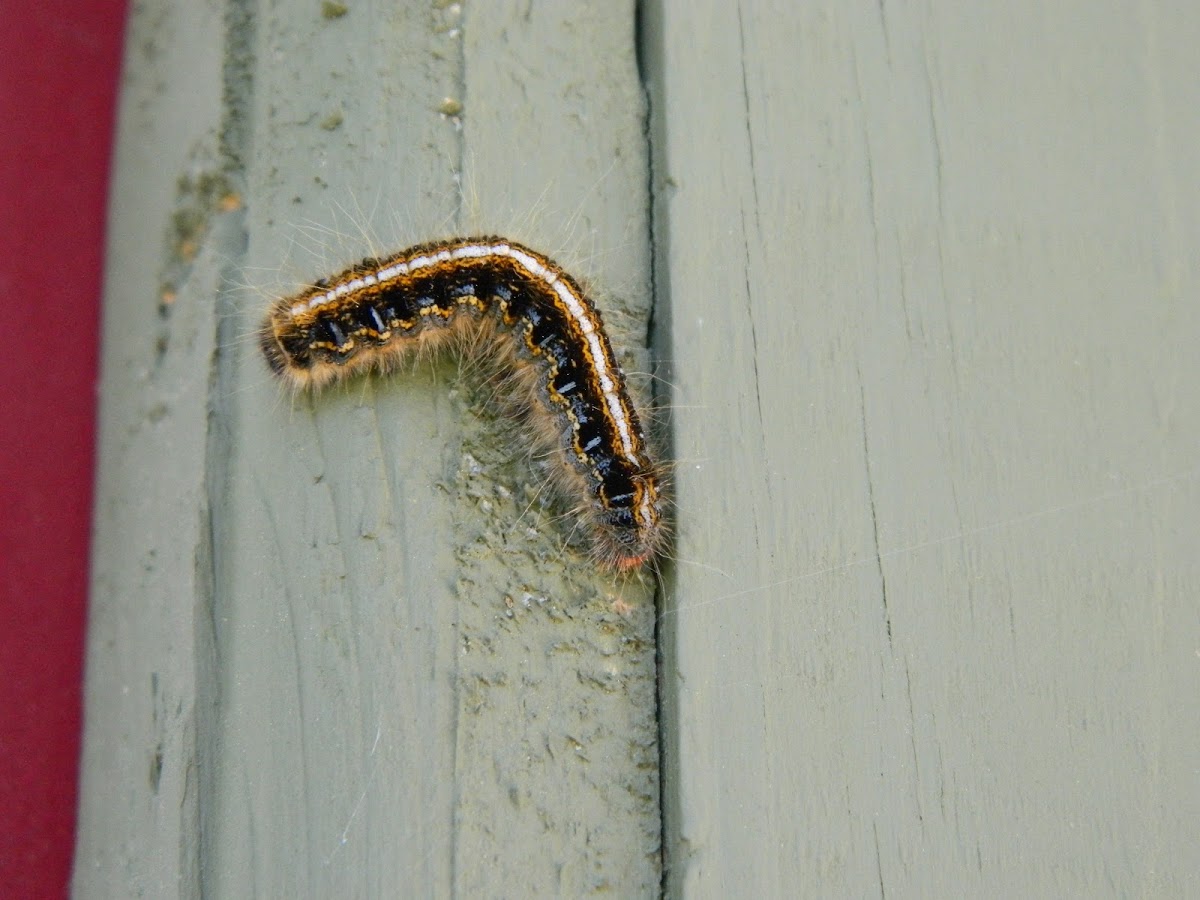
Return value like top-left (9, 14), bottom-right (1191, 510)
top-left (76, 1), bottom-right (658, 896)
top-left (78, 1), bottom-right (1200, 897)
top-left (72, 2), bottom-right (226, 895)
top-left (645, 2), bottom-right (1200, 896)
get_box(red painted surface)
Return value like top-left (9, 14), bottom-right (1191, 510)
top-left (0, 2), bottom-right (128, 895)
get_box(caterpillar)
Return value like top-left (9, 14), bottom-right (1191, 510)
top-left (259, 236), bottom-right (666, 571)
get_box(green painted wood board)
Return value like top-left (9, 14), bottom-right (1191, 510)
top-left (76, 2), bottom-right (1200, 897)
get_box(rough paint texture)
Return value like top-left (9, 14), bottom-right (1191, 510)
top-left (78, 1), bottom-right (1200, 897)
top-left (76, 0), bottom-right (658, 896)
top-left (646, 2), bottom-right (1200, 896)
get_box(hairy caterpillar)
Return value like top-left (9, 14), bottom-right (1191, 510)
top-left (259, 236), bottom-right (666, 570)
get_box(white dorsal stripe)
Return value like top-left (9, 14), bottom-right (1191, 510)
top-left (266, 235), bottom-right (663, 567)
top-left (289, 239), bottom-right (641, 465)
